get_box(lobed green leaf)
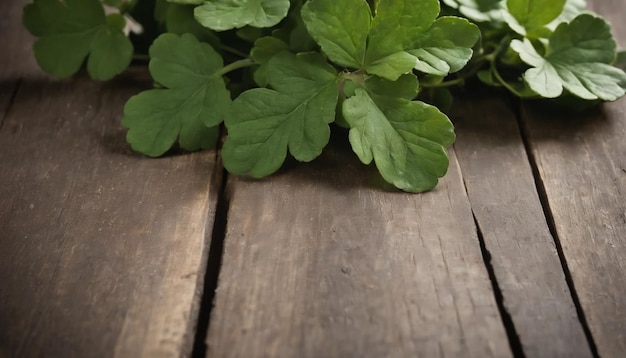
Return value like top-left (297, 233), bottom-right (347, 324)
top-left (23, 0), bottom-right (132, 80)
top-left (222, 52), bottom-right (339, 177)
top-left (122, 34), bottom-right (230, 156)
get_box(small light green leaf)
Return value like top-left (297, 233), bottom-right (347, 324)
top-left (365, 52), bottom-right (418, 81)
top-left (222, 52), bottom-right (339, 177)
top-left (408, 16), bottom-right (481, 76)
top-left (343, 88), bottom-right (455, 193)
top-left (442, 0), bottom-right (504, 23)
top-left (194, 0), bottom-right (290, 31)
top-left (301, 0), bottom-right (371, 68)
top-left (505, 0), bottom-right (566, 35)
top-left (23, 0), bottom-right (132, 80)
top-left (511, 14), bottom-right (626, 101)
top-left (122, 34), bottom-right (230, 156)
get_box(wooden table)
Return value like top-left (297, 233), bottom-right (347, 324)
top-left (1, 1), bottom-right (624, 357)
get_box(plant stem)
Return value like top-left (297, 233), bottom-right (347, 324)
top-left (218, 44), bottom-right (249, 58)
top-left (132, 54), bottom-right (150, 62)
top-left (218, 58), bottom-right (257, 76)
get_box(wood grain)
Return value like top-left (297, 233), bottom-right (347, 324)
top-left (206, 139), bottom-right (511, 358)
top-left (0, 72), bottom-right (220, 357)
top-left (0, 0), bottom-right (38, 81)
top-left (519, 1), bottom-right (626, 356)
top-left (453, 94), bottom-right (592, 357)
top-left (0, 0), bottom-right (40, 127)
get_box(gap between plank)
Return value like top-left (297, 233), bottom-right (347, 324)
top-left (470, 212), bottom-right (525, 358)
top-left (191, 161), bottom-right (230, 358)
top-left (0, 79), bottom-right (22, 131)
top-left (515, 106), bottom-right (600, 358)
top-left (456, 162), bottom-right (526, 357)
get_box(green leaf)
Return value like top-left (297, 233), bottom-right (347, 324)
top-left (250, 36), bottom-right (289, 86)
top-left (122, 34), bottom-right (230, 156)
top-left (547, 0), bottom-right (586, 30)
top-left (23, 0), bottom-right (132, 80)
top-left (302, 0), bottom-right (479, 80)
top-left (159, 2), bottom-right (220, 45)
top-left (408, 16), bottom-right (481, 76)
top-left (504, 0), bottom-right (566, 35)
top-left (511, 14), bottom-right (626, 101)
top-left (343, 88), bottom-right (455, 193)
top-left (194, 0), bottom-right (290, 31)
top-left (362, 74), bottom-right (419, 100)
top-left (442, 0), bottom-right (504, 23)
top-left (167, 0), bottom-right (204, 4)
top-left (301, 0), bottom-right (371, 68)
top-left (222, 52), bottom-right (339, 177)
top-left (366, 0), bottom-right (439, 62)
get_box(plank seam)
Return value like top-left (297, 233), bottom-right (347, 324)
top-left (0, 79), bottom-right (22, 131)
top-left (454, 149), bottom-right (525, 357)
top-left (191, 160), bottom-right (230, 358)
top-left (516, 106), bottom-right (600, 358)
top-left (471, 212), bottom-right (525, 358)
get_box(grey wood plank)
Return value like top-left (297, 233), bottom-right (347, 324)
top-left (453, 94), bottom-right (592, 357)
top-left (206, 140), bottom-right (511, 358)
top-left (0, 71), bottom-right (221, 357)
top-left (520, 1), bottom-right (626, 356)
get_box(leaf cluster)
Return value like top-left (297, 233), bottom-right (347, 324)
top-left (23, 0), bottom-right (626, 192)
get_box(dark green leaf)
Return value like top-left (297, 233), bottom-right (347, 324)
top-left (222, 52), bottom-right (339, 177)
top-left (23, 0), bottom-right (133, 80)
top-left (122, 34), bottom-right (230, 156)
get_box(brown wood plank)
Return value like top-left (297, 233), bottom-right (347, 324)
top-left (0, 0), bottom-right (39, 80)
top-left (519, 1), bottom-right (626, 356)
top-left (206, 140), bottom-right (511, 358)
top-left (453, 94), bottom-right (592, 357)
top-left (0, 71), bottom-right (221, 357)
top-left (0, 0), bottom-right (40, 126)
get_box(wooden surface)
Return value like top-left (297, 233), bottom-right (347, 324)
top-left (0, 2), bottom-right (221, 356)
top-left (207, 141), bottom-right (511, 358)
top-left (453, 94), bottom-right (593, 358)
top-left (2, 0), bottom-right (626, 357)
top-left (515, 1), bottom-right (626, 357)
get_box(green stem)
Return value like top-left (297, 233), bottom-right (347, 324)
top-left (218, 44), bottom-right (249, 58)
top-left (218, 58), bottom-right (256, 76)
top-left (421, 53), bottom-right (496, 89)
top-left (132, 54), bottom-right (150, 61)
top-left (422, 77), bottom-right (465, 89)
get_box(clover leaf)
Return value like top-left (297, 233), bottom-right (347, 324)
top-left (503, 0), bottom-right (566, 36)
top-left (194, 0), bottom-right (290, 31)
top-left (23, 0), bottom-right (133, 80)
top-left (222, 52), bottom-right (339, 177)
top-left (511, 14), bottom-right (626, 101)
top-left (302, 0), bottom-right (480, 80)
top-left (343, 87), bottom-right (455, 193)
top-left (441, 0), bottom-right (504, 23)
top-left (122, 34), bottom-right (231, 156)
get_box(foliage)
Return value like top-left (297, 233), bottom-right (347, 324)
top-left (23, 0), bottom-right (626, 192)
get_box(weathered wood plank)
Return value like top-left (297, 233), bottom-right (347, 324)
top-left (0, 0), bottom-right (38, 80)
top-left (206, 139), bottom-right (511, 358)
top-left (0, 0), bottom-right (40, 126)
top-left (453, 94), bottom-right (592, 357)
top-left (519, 1), bottom-right (626, 356)
top-left (0, 71), bottom-right (221, 357)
